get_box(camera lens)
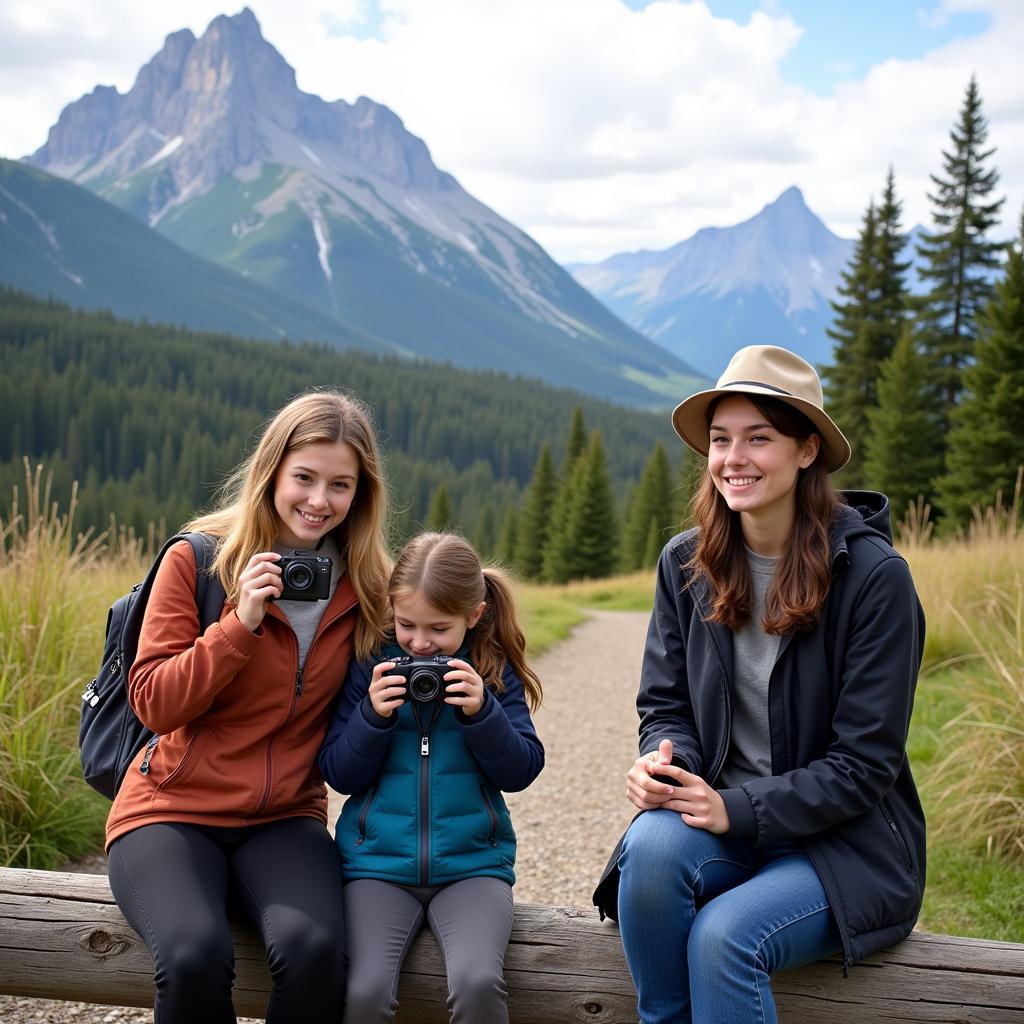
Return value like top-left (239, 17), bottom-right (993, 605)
top-left (283, 562), bottom-right (313, 591)
top-left (409, 668), bottom-right (441, 702)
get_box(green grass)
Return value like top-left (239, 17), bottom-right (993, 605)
top-left (516, 570), bottom-right (655, 656)
top-left (0, 465), bottom-right (141, 867)
top-left (907, 664), bottom-right (1024, 941)
top-left (920, 842), bottom-right (1024, 941)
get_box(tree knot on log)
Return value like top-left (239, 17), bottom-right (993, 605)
top-left (83, 929), bottom-right (126, 956)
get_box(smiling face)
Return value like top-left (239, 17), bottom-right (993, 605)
top-left (392, 589), bottom-right (485, 657)
top-left (272, 440), bottom-right (360, 549)
top-left (707, 394), bottom-right (820, 539)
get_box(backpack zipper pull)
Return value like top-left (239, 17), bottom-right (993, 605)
top-left (139, 736), bottom-right (159, 775)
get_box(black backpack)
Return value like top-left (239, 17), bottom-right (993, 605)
top-left (80, 532), bottom-right (226, 799)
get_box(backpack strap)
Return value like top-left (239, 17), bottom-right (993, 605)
top-left (183, 533), bottom-right (227, 631)
top-left (120, 532), bottom-right (227, 671)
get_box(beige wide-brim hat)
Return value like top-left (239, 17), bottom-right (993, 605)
top-left (672, 345), bottom-right (852, 474)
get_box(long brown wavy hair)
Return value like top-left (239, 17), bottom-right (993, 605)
top-left (687, 394), bottom-right (839, 634)
top-left (187, 390), bottom-right (392, 661)
top-left (388, 532), bottom-right (543, 712)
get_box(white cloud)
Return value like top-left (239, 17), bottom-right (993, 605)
top-left (0, 0), bottom-right (1020, 263)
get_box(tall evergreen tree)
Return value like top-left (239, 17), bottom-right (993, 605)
top-left (495, 505), bottom-right (519, 568)
top-left (642, 518), bottom-right (663, 569)
top-left (514, 441), bottom-right (557, 580)
top-left (621, 441), bottom-right (674, 570)
top-left (938, 211), bottom-right (1024, 527)
top-left (863, 327), bottom-right (945, 523)
top-left (541, 410), bottom-right (591, 582)
top-left (541, 456), bottom-right (583, 583)
top-left (425, 484), bottom-right (454, 532)
top-left (473, 503), bottom-right (497, 558)
top-left (916, 76), bottom-right (1005, 411)
top-left (825, 171), bottom-right (910, 485)
top-left (673, 448), bottom-right (705, 532)
top-left (561, 432), bottom-right (619, 580)
top-left (564, 406), bottom-right (588, 467)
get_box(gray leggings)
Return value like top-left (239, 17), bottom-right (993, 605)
top-left (343, 875), bottom-right (514, 1024)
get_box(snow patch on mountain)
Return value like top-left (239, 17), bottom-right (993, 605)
top-left (300, 144), bottom-right (325, 169)
top-left (141, 135), bottom-right (183, 170)
top-left (311, 212), bottom-right (332, 281)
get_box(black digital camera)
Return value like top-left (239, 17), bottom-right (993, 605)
top-left (277, 552), bottom-right (332, 601)
top-left (390, 654), bottom-right (455, 703)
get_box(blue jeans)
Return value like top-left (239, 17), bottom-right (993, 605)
top-left (617, 809), bottom-right (842, 1024)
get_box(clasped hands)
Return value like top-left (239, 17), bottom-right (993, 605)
top-left (626, 739), bottom-right (730, 834)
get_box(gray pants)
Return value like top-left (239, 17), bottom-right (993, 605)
top-left (343, 876), bottom-right (513, 1024)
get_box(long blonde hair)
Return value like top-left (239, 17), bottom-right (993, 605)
top-left (187, 390), bottom-right (391, 660)
top-left (388, 532), bottom-right (542, 712)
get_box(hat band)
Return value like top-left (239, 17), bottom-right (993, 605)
top-left (721, 380), bottom-right (794, 397)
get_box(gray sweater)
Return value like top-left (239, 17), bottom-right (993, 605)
top-left (718, 547), bottom-right (780, 789)
top-left (272, 534), bottom-right (344, 671)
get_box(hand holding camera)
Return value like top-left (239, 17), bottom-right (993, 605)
top-left (435, 658), bottom-right (485, 716)
top-left (236, 550), bottom-right (332, 632)
top-left (373, 655), bottom-right (485, 717)
top-left (368, 660), bottom-right (406, 719)
top-left (236, 552), bottom-right (283, 632)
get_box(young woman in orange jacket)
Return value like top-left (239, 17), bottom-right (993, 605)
top-left (105, 390), bottom-right (391, 1024)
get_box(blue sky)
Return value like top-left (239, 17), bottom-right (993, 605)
top-left (0, 0), bottom-right (1019, 262)
top-left (697, 1), bottom-right (992, 93)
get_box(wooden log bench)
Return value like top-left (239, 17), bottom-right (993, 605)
top-left (1, 867), bottom-right (1022, 1022)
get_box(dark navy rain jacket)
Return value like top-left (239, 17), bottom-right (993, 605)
top-left (594, 491), bottom-right (926, 969)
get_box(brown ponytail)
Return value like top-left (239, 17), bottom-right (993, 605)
top-left (472, 569), bottom-right (543, 712)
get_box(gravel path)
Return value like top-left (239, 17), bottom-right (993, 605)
top-left (1, 609), bottom-right (649, 1023)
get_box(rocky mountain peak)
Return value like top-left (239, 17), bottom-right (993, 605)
top-left (183, 7), bottom-right (297, 101)
top-left (30, 8), bottom-right (454, 202)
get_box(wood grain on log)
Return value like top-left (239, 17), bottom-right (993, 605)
top-left (2, 869), bottom-right (1022, 1023)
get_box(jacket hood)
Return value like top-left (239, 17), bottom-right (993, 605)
top-left (835, 489), bottom-right (894, 545)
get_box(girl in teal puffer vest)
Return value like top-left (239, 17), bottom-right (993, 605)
top-left (319, 532), bottom-right (544, 1024)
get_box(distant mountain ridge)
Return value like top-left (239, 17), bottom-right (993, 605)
top-left (568, 188), bottom-right (855, 376)
top-left (567, 189), bottom-right (940, 377)
top-left (26, 7), bottom-right (704, 407)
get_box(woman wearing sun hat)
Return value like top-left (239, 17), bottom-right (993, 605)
top-left (593, 345), bottom-right (926, 1024)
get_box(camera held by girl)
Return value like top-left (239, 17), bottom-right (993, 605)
top-left (319, 531), bottom-right (545, 1024)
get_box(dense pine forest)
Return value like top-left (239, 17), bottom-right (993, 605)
top-left (0, 286), bottom-right (690, 574)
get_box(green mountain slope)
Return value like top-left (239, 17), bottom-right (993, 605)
top-left (0, 159), bottom-right (395, 353)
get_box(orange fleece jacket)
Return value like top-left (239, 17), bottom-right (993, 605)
top-left (106, 540), bottom-right (358, 849)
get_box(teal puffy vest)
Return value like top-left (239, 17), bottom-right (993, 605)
top-left (334, 654), bottom-right (517, 887)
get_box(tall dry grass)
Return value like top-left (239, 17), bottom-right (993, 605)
top-left (0, 461), bottom-right (144, 867)
top-left (902, 471), bottom-right (1024, 863)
